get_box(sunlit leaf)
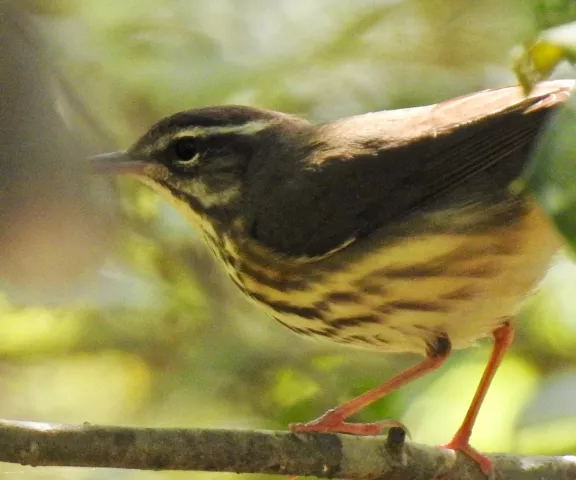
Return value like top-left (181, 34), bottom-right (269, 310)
top-left (271, 367), bottom-right (320, 408)
top-left (513, 21), bottom-right (576, 92)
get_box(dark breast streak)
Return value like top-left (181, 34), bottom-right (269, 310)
top-left (215, 199), bottom-right (561, 356)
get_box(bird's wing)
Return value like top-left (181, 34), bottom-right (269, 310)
top-left (248, 81), bottom-right (573, 257)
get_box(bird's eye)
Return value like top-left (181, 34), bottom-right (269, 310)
top-left (171, 137), bottom-right (198, 162)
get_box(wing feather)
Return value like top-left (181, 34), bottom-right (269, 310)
top-left (247, 81), bottom-right (573, 257)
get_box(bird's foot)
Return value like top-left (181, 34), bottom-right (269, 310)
top-left (441, 431), bottom-right (493, 479)
top-left (290, 410), bottom-right (408, 436)
top-left (288, 414), bottom-right (408, 480)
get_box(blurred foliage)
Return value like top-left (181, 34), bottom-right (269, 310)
top-left (0, 3), bottom-right (115, 297)
top-left (524, 92), bottom-right (576, 252)
top-left (2, 1), bottom-right (576, 479)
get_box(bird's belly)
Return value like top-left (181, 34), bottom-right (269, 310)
top-left (233, 205), bottom-right (562, 356)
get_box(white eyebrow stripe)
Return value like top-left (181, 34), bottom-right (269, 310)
top-left (173, 120), bottom-right (271, 139)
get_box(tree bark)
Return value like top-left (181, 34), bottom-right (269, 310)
top-left (0, 419), bottom-right (573, 479)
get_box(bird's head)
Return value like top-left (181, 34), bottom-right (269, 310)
top-left (92, 105), bottom-right (312, 231)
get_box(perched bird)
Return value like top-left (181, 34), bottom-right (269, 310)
top-left (92, 79), bottom-right (573, 476)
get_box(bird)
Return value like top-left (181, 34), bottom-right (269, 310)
top-left (91, 79), bottom-right (573, 476)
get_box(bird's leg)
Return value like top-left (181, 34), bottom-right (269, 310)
top-left (291, 325), bottom-right (513, 476)
top-left (441, 321), bottom-right (514, 476)
top-left (290, 335), bottom-right (451, 435)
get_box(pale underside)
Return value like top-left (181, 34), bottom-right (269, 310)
top-left (233, 203), bottom-right (561, 355)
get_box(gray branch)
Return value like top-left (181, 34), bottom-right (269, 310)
top-left (0, 419), bottom-right (574, 479)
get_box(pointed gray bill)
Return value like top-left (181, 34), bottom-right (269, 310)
top-left (90, 151), bottom-right (151, 175)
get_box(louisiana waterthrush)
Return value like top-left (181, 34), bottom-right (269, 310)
top-left (92, 80), bottom-right (572, 475)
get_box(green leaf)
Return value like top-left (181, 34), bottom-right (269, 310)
top-left (513, 21), bottom-right (576, 92)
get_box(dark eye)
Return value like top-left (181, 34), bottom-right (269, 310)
top-left (171, 137), bottom-right (198, 162)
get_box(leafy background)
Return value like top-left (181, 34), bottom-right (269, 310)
top-left (3, 0), bottom-right (576, 479)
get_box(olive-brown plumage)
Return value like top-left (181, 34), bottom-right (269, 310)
top-left (93, 80), bottom-right (573, 475)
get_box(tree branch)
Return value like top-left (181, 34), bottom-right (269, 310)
top-left (0, 419), bottom-right (573, 479)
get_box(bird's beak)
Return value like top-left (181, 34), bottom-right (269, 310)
top-left (89, 151), bottom-right (152, 176)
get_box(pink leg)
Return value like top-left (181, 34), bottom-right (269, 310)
top-left (442, 322), bottom-right (514, 476)
top-left (291, 338), bottom-right (451, 435)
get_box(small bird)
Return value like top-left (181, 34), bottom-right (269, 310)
top-left (92, 80), bottom-right (573, 475)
